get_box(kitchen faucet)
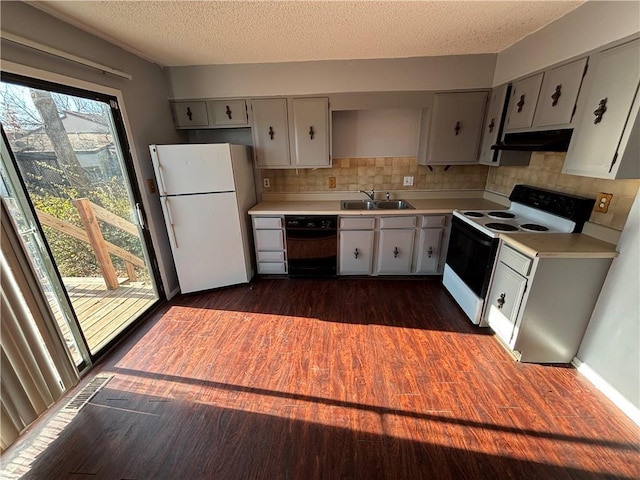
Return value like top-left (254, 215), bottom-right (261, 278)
top-left (360, 189), bottom-right (375, 201)
top-left (385, 192), bottom-right (390, 201)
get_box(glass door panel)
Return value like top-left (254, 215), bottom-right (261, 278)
top-left (0, 77), bottom-right (161, 358)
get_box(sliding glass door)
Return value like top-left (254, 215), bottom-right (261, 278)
top-left (0, 73), bottom-right (162, 365)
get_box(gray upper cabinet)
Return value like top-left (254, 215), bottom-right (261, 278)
top-left (419, 91), bottom-right (488, 165)
top-left (251, 98), bottom-right (291, 168)
top-left (210, 99), bottom-right (249, 127)
top-left (171, 101), bottom-right (209, 128)
top-left (504, 73), bottom-right (543, 131)
top-left (252, 97), bottom-right (330, 169)
top-left (291, 97), bottom-right (330, 168)
top-left (563, 38), bottom-right (640, 179)
top-left (478, 84), bottom-right (510, 166)
top-left (532, 57), bottom-right (588, 128)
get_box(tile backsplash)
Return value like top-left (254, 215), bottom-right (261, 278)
top-left (486, 152), bottom-right (640, 230)
top-left (261, 157), bottom-right (489, 193)
top-left (260, 153), bottom-right (639, 231)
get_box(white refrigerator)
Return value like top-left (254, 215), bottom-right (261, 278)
top-left (149, 143), bottom-right (256, 294)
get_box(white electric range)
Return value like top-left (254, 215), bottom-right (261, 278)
top-left (443, 185), bottom-right (595, 324)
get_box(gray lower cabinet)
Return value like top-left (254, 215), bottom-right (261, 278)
top-left (563, 38), bottom-right (640, 179)
top-left (375, 216), bottom-right (417, 275)
top-left (338, 217), bottom-right (375, 275)
top-left (484, 242), bottom-right (613, 363)
top-left (415, 215), bottom-right (445, 274)
top-left (253, 216), bottom-right (287, 274)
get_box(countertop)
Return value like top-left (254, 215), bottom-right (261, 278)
top-left (500, 233), bottom-right (619, 259)
top-left (248, 198), bottom-right (506, 216)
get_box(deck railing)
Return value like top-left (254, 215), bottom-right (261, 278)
top-left (36, 198), bottom-right (145, 290)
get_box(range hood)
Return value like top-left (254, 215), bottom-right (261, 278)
top-left (491, 128), bottom-right (573, 152)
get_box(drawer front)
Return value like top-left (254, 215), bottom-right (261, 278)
top-left (379, 216), bottom-right (417, 229)
top-left (340, 217), bottom-right (376, 230)
top-left (253, 217), bottom-right (283, 229)
top-left (211, 99), bottom-right (249, 127)
top-left (500, 244), bottom-right (532, 276)
top-left (255, 229), bottom-right (284, 251)
top-left (421, 215), bottom-right (446, 228)
top-left (257, 251), bottom-right (285, 262)
top-left (258, 262), bottom-right (286, 274)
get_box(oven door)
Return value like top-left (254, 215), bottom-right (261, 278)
top-left (445, 216), bottom-right (499, 298)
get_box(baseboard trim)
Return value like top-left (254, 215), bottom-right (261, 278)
top-left (572, 357), bottom-right (640, 426)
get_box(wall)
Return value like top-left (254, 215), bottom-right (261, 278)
top-left (0, 1), bottom-right (183, 296)
top-left (262, 158), bottom-right (488, 194)
top-left (493, 1), bottom-right (640, 86)
top-left (166, 54), bottom-right (497, 99)
top-left (486, 153), bottom-right (640, 230)
top-left (577, 191), bottom-right (640, 417)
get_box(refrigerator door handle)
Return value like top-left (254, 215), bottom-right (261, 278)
top-left (162, 197), bottom-right (179, 248)
top-left (156, 163), bottom-right (168, 195)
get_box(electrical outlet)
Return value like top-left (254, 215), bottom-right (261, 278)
top-left (263, 178), bottom-right (271, 188)
top-left (403, 176), bottom-right (414, 186)
top-left (328, 177), bottom-right (336, 188)
top-left (594, 192), bottom-right (613, 213)
top-left (146, 178), bottom-right (156, 194)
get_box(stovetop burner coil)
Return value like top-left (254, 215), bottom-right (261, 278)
top-left (464, 212), bottom-right (484, 217)
top-left (520, 223), bottom-right (549, 232)
top-left (485, 222), bottom-right (519, 232)
top-left (488, 211), bottom-right (516, 219)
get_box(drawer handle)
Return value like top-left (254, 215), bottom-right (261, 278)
top-left (186, 107), bottom-right (193, 121)
top-left (488, 118), bottom-right (495, 133)
top-left (268, 126), bottom-right (275, 140)
top-left (497, 293), bottom-right (506, 309)
top-left (225, 105), bottom-right (232, 119)
top-left (393, 246), bottom-right (399, 258)
top-left (309, 126), bottom-right (315, 140)
top-left (454, 121), bottom-right (461, 136)
top-left (551, 84), bottom-right (562, 106)
top-left (427, 246), bottom-right (434, 258)
top-left (516, 94), bottom-right (525, 113)
top-left (354, 248), bottom-right (359, 259)
top-left (593, 98), bottom-right (608, 124)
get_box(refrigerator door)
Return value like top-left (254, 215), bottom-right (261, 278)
top-left (150, 144), bottom-right (236, 195)
top-left (160, 191), bottom-right (249, 293)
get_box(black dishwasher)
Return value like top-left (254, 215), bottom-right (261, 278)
top-left (285, 216), bottom-right (337, 276)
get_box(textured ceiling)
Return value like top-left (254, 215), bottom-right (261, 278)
top-left (32, 1), bottom-right (585, 67)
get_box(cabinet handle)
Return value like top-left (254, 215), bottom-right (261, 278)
top-left (393, 246), bottom-right (399, 258)
top-left (551, 84), bottom-right (562, 106)
top-left (488, 118), bottom-right (495, 133)
top-left (354, 248), bottom-right (359, 259)
top-left (454, 121), bottom-right (461, 136)
top-left (268, 126), bottom-right (275, 140)
top-left (309, 126), bottom-right (315, 140)
top-left (186, 107), bottom-right (193, 121)
top-left (516, 95), bottom-right (525, 113)
top-left (427, 246), bottom-right (434, 258)
top-left (593, 98), bottom-right (608, 124)
top-left (225, 105), bottom-right (232, 119)
top-left (497, 293), bottom-right (506, 309)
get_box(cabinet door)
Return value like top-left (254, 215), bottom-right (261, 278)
top-left (533, 57), bottom-right (587, 128)
top-left (376, 229), bottom-right (415, 274)
top-left (211, 99), bottom-right (249, 127)
top-left (505, 73), bottom-right (543, 130)
top-left (251, 98), bottom-right (291, 167)
top-left (484, 262), bottom-right (527, 346)
top-left (292, 97), bottom-right (330, 167)
top-left (171, 101), bottom-right (209, 128)
top-left (563, 39), bottom-right (640, 179)
top-left (415, 228), bottom-right (442, 274)
top-left (426, 92), bottom-right (488, 165)
top-left (339, 230), bottom-right (374, 275)
top-left (478, 84), bottom-right (510, 166)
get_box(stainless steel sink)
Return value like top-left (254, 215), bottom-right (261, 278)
top-left (375, 200), bottom-right (414, 210)
top-left (340, 199), bottom-right (414, 210)
top-left (341, 200), bottom-right (377, 210)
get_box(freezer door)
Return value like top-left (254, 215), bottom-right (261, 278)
top-left (150, 144), bottom-right (236, 195)
top-left (160, 192), bottom-right (249, 293)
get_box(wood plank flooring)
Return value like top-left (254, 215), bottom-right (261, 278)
top-left (4, 278), bottom-right (639, 479)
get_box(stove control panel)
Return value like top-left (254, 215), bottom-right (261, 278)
top-left (509, 185), bottom-right (595, 223)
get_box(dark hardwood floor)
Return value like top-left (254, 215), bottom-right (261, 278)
top-left (3, 278), bottom-right (639, 479)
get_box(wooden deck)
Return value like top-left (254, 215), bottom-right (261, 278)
top-left (54, 277), bottom-right (157, 355)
